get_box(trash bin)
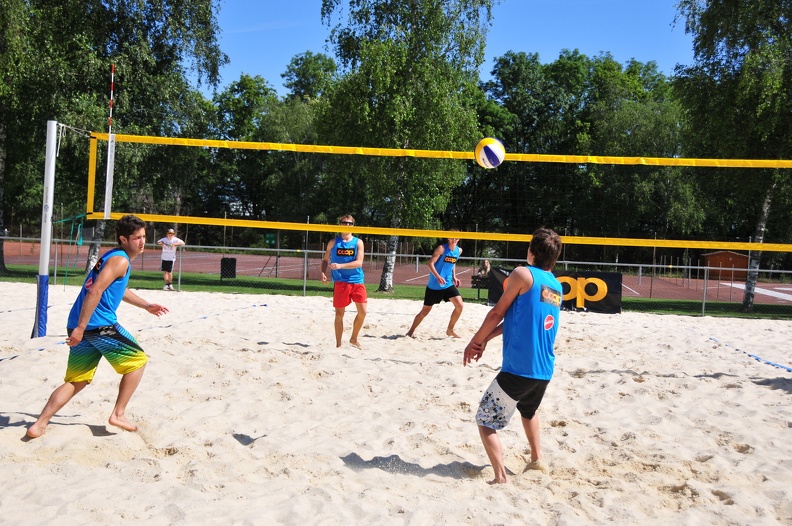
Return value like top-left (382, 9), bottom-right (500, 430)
top-left (221, 257), bottom-right (237, 279)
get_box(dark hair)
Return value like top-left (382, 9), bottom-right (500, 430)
top-left (529, 228), bottom-right (562, 270)
top-left (115, 215), bottom-right (146, 244)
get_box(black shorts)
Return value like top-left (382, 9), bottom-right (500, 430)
top-left (495, 371), bottom-right (549, 420)
top-left (423, 286), bottom-right (461, 306)
top-left (160, 260), bottom-right (174, 272)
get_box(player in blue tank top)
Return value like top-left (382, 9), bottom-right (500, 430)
top-left (406, 233), bottom-right (464, 338)
top-left (27, 215), bottom-right (170, 439)
top-left (463, 228), bottom-right (563, 484)
top-left (321, 214), bottom-right (367, 349)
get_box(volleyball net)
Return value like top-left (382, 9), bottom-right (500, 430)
top-left (85, 131), bottom-right (792, 253)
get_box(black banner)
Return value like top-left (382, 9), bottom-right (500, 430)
top-left (486, 268), bottom-right (622, 314)
top-left (555, 271), bottom-right (622, 313)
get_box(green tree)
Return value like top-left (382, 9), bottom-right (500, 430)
top-left (213, 74), bottom-right (279, 244)
top-left (282, 51), bottom-right (338, 100)
top-left (675, 0), bottom-right (792, 311)
top-left (0, 0), bottom-right (226, 272)
top-left (319, 0), bottom-right (494, 291)
top-left (581, 56), bottom-right (696, 245)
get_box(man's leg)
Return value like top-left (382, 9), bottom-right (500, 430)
top-left (349, 301), bottom-right (367, 349)
top-left (26, 381), bottom-right (89, 438)
top-left (521, 413), bottom-right (542, 463)
top-left (334, 308), bottom-right (345, 348)
top-left (406, 305), bottom-right (432, 337)
top-left (446, 295), bottom-right (464, 338)
top-left (108, 364), bottom-right (146, 432)
top-left (478, 425), bottom-right (509, 484)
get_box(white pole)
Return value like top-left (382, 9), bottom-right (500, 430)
top-left (103, 64), bottom-right (116, 219)
top-left (32, 120), bottom-right (57, 337)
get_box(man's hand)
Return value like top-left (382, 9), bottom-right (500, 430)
top-left (144, 303), bottom-right (169, 317)
top-left (463, 340), bottom-right (485, 366)
top-left (65, 327), bottom-right (85, 347)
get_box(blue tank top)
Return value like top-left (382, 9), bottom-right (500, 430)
top-left (427, 243), bottom-right (460, 290)
top-left (67, 247), bottom-right (131, 329)
top-left (501, 266), bottom-right (562, 381)
top-left (330, 236), bottom-right (364, 284)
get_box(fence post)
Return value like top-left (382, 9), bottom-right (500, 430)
top-left (303, 250), bottom-right (308, 296)
top-left (702, 267), bottom-right (709, 316)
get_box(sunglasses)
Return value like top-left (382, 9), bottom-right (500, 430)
top-left (340, 221), bottom-right (355, 226)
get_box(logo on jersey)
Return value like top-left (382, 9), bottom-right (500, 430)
top-left (540, 284), bottom-right (562, 308)
top-left (544, 314), bottom-right (555, 330)
top-left (443, 256), bottom-right (458, 264)
top-left (336, 248), bottom-right (355, 257)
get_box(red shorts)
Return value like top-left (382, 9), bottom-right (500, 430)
top-left (333, 282), bottom-right (368, 308)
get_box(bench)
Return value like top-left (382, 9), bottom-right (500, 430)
top-left (471, 274), bottom-right (490, 300)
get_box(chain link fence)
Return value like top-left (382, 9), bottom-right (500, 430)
top-left (2, 235), bottom-right (791, 318)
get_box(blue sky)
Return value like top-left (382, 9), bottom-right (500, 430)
top-left (211, 0), bottom-right (694, 97)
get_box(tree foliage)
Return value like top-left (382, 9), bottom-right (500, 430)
top-left (675, 0), bottom-right (792, 309)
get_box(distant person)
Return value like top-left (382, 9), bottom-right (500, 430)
top-left (26, 215), bottom-right (169, 439)
top-left (157, 228), bottom-right (185, 290)
top-left (477, 259), bottom-right (491, 277)
top-left (407, 233), bottom-right (463, 338)
top-left (321, 214), bottom-right (367, 349)
top-left (463, 228), bottom-right (563, 484)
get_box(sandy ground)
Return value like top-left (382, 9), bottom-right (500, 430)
top-left (1, 282), bottom-right (791, 525)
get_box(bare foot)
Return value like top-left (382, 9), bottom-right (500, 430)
top-left (406, 331), bottom-right (415, 338)
top-left (446, 329), bottom-right (461, 338)
top-left (25, 423), bottom-right (46, 439)
top-left (487, 477), bottom-right (508, 485)
top-left (524, 459), bottom-right (547, 474)
top-left (349, 340), bottom-right (363, 350)
top-left (109, 415), bottom-right (138, 432)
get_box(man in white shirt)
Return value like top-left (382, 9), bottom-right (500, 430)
top-left (157, 228), bottom-right (185, 290)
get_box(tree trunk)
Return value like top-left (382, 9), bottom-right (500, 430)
top-left (377, 235), bottom-right (398, 293)
top-left (0, 121), bottom-right (8, 275)
top-left (741, 175), bottom-right (777, 313)
top-left (84, 220), bottom-right (106, 273)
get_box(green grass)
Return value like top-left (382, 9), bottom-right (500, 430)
top-left (621, 297), bottom-right (792, 319)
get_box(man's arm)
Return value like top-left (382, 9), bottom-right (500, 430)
top-left (66, 256), bottom-right (128, 346)
top-left (463, 266), bottom-right (534, 366)
top-left (123, 289), bottom-right (169, 317)
top-left (321, 239), bottom-right (335, 283)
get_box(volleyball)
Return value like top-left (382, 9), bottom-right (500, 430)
top-left (474, 137), bottom-right (505, 169)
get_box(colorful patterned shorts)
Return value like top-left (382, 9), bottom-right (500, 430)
top-left (65, 324), bottom-right (148, 383)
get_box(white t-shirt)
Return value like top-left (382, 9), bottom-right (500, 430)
top-left (158, 236), bottom-right (184, 262)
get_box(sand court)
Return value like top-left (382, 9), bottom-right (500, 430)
top-left (1, 282), bottom-right (791, 524)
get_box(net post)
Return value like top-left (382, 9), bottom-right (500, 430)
top-left (32, 120), bottom-right (57, 338)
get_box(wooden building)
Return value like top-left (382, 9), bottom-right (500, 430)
top-left (702, 251), bottom-right (748, 280)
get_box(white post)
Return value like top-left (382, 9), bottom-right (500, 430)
top-left (32, 120), bottom-right (57, 337)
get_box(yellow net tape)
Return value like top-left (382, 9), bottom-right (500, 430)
top-left (91, 132), bottom-right (792, 168)
top-left (85, 212), bottom-right (792, 252)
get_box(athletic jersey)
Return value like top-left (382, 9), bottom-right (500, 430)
top-left (501, 266), bottom-right (562, 381)
top-left (330, 236), bottom-right (364, 284)
top-left (427, 243), bottom-right (460, 290)
top-left (158, 236), bottom-right (183, 262)
top-left (67, 248), bottom-right (131, 329)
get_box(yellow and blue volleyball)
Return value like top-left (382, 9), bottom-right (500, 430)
top-left (474, 137), bottom-right (505, 169)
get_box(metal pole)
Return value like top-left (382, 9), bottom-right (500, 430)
top-left (32, 120), bottom-right (57, 337)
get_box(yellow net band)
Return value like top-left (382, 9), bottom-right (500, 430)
top-left (86, 212), bottom-right (792, 252)
top-left (90, 133), bottom-right (792, 169)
